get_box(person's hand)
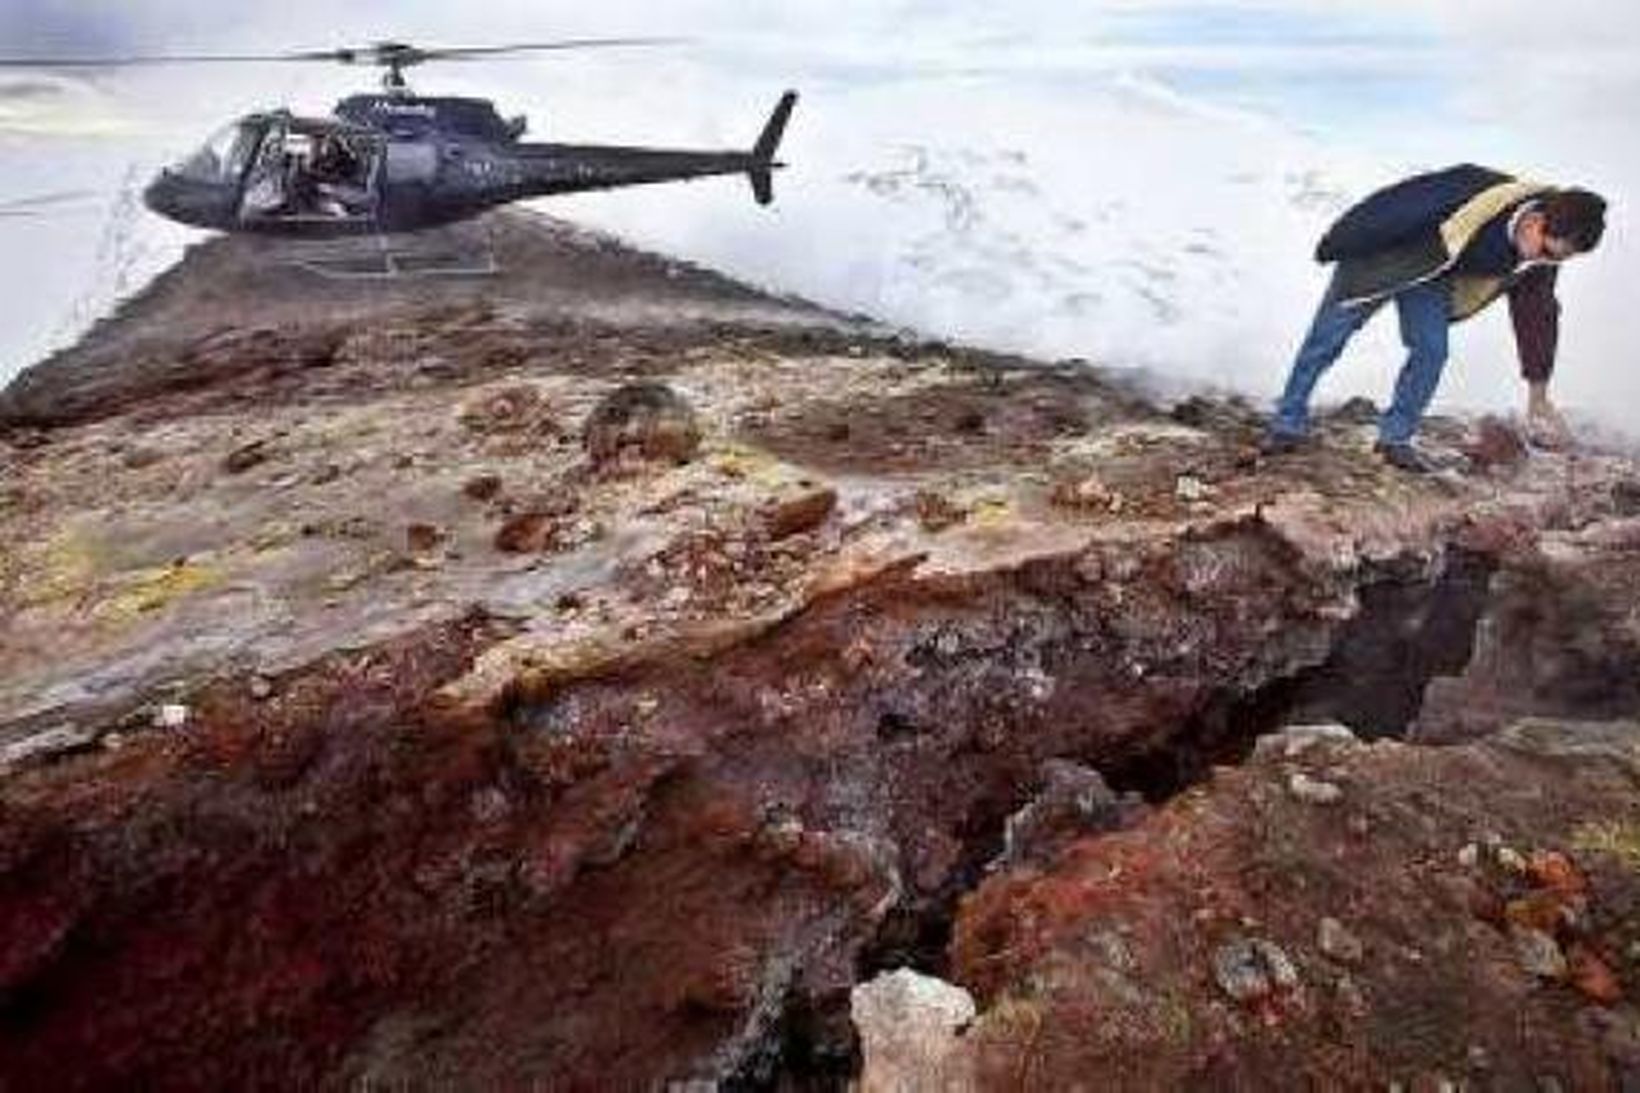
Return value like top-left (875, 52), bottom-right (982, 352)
top-left (1526, 382), bottom-right (1573, 449)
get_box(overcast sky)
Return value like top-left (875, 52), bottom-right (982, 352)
top-left (2, 1), bottom-right (1635, 430)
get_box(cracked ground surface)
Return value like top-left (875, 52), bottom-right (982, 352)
top-left (3, 211), bottom-right (1639, 1089)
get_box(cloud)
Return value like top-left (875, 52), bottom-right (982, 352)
top-left (1, 0), bottom-right (1636, 431)
top-left (0, 73), bottom-right (146, 137)
top-left (0, 78), bottom-right (69, 101)
top-left (0, 2), bottom-right (137, 56)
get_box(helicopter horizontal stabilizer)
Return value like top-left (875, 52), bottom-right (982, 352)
top-left (748, 90), bottom-right (798, 206)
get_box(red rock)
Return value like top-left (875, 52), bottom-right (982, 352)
top-left (686, 798), bottom-right (757, 844)
top-left (1457, 877), bottom-right (1507, 925)
top-left (913, 489), bottom-right (966, 532)
top-left (1527, 850), bottom-right (1588, 897)
top-left (675, 943), bottom-right (760, 1013)
top-left (1453, 511), bottom-right (1538, 558)
top-left (1567, 944), bottom-right (1623, 1005)
top-left (494, 512), bottom-right (555, 553)
top-left (1461, 414), bottom-right (1529, 470)
top-left (764, 487), bottom-right (837, 540)
top-left (1504, 891), bottom-right (1572, 934)
top-left (406, 523), bottom-right (444, 554)
top-left (949, 719), bottom-right (1640, 1088)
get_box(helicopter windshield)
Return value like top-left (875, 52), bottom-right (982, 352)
top-left (173, 121), bottom-right (262, 185)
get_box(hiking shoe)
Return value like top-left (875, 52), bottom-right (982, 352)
top-left (1373, 441), bottom-right (1437, 475)
top-left (1258, 430), bottom-right (1310, 457)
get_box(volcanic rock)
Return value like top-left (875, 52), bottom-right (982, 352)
top-left (458, 383), bottom-right (556, 436)
top-left (406, 522), bottom-right (445, 555)
top-left (1317, 916), bottom-right (1365, 966)
top-left (1416, 520), bottom-right (1640, 742)
top-left (1211, 937), bottom-right (1302, 1004)
top-left (493, 511), bottom-right (560, 553)
top-left (223, 437), bottom-right (272, 474)
top-left (1330, 396), bottom-right (1380, 425)
top-left (852, 969), bottom-right (976, 1093)
top-left (3, 211), bottom-right (1640, 1090)
top-left (1567, 944), bottom-right (1623, 1005)
top-left (462, 473), bottom-right (503, 501)
top-left (762, 485), bottom-right (837, 540)
top-left (1288, 770), bottom-right (1344, 805)
top-left (1512, 925), bottom-right (1570, 980)
top-left (582, 381), bottom-right (701, 468)
top-left (950, 718), bottom-right (1640, 1088)
top-left (1463, 414), bottom-right (1531, 470)
top-left (999, 759), bottom-right (1142, 867)
top-left (1050, 472), bottom-right (1116, 510)
top-left (912, 488), bottom-right (967, 531)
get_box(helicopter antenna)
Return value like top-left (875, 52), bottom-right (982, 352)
top-left (0, 37), bottom-right (686, 94)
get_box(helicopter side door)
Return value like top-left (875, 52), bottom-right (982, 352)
top-left (240, 120), bottom-right (385, 226)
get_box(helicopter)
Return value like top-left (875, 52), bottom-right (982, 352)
top-left (0, 40), bottom-right (798, 240)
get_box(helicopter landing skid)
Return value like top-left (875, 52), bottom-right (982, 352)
top-left (282, 222), bottom-right (499, 280)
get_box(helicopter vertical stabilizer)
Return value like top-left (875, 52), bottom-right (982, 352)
top-left (748, 90), bottom-right (798, 206)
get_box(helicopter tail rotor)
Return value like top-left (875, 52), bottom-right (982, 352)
top-left (748, 90), bottom-right (797, 207)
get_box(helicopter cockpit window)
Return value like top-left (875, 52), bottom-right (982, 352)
top-left (173, 122), bottom-right (260, 185)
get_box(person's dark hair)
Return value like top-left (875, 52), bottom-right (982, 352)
top-left (1542, 188), bottom-right (1607, 252)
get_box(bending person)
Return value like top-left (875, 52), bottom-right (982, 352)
top-left (1265, 165), bottom-right (1606, 473)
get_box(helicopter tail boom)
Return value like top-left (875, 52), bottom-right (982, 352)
top-left (506, 91), bottom-right (798, 207)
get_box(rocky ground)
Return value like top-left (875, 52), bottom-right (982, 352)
top-left (2, 212), bottom-right (1638, 1090)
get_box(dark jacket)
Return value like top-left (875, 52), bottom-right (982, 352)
top-left (1316, 164), bottom-right (1561, 381)
top-left (1316, 164), bottom-right (1512, 263)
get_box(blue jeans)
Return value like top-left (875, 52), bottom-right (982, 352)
top-left (1271, 273), bottom-right (1452, 446)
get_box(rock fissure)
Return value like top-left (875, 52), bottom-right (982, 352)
top-left (2, 522), bottom-right (1463, 1088)
top-left (4, 213), bottom-right (1639, 1089)
top-left (1101, 546), bottom-right (1499, 802)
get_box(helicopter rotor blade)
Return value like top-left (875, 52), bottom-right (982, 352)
top-left (0, 38), bottom-right (687, 71)
top-left (0, 52), bottom-right (324, 68)
top-left (413, 38), bottom-right (689, 61)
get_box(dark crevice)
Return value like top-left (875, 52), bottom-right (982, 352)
top-left (855, 904), bottom-right (955, 981)
top-left (1102, 673), bottom-right (1311, 804)
top-left (1103, 549), bottom-right (1498, 803)
top-left (760, 797), bottom-right (1020, 1090)
top-left (874, 710), bottom-right (920, 742)
top-left (853, 790), bottom-right (1016, 981)
top-left (764, 549), bottom-right (1503, 1089)
top-left (1276, 549), bottom-right (1497, 739)
top-left (6, 532), bottom-right (1511, 1089)
top-left (746, 990), bottom-right (858, 1092)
